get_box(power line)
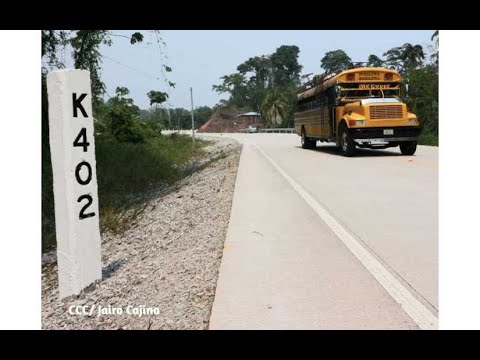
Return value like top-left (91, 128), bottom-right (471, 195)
top-left (102, 53), bottom-right (175, 108)
top-left (102, 54), bottom-right (161, 82)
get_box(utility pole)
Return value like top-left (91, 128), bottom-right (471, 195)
top-left (190, 87), bottom-right (195, 146)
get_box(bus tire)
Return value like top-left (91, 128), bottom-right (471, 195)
top-left (301, 127), bottom-right (316, 149)
top-left (339, 124), bottom-right (356, 157)
top-left (400, 141), bottom-right (417, 155)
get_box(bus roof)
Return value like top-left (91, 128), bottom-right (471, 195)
top-left (297, 67), bottom-right (402, 100)
top-left (337, 67), bottom-right (401, 83)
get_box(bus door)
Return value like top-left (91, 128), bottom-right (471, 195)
top-left (327, 86), bottom-right (337, 137)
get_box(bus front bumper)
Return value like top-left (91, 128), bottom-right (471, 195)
top-left (349, 126), bottom-right (421, 144)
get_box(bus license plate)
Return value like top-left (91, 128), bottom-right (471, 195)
top-left (383, 129), bottom-right (394, 135)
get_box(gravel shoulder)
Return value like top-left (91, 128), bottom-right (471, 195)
top-left (42, 136), bottom-right (242, 330)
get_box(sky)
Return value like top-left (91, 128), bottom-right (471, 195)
top-left (94, 30), bottom-right (435, 110)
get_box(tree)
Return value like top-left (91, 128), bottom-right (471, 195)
top-left (41, 30), bottom-right (69, 70)
top-left (147, 90), bottom-right (169, 128)
top-left (406, 65), bottom-right (438, 137)
top-left (104, 87), bottom-right (144, 143)
top-left (383, 43), bottom-right (425, 74)
top-left (321, 50), bottom-right (352, 74)
top-left (270, 45), bottom-right (302, 89)
top-left (147, 90), bottom-right (169, 106)
top-left (193, 106), bottom-right (213, 129)
top-left (403, 43), bottom-right (425, 71)
top-left (213, 45), bottom-right (302, 114)
top-left (367, 54), bottom-right (384, 67)
top-left (237, 55), bottom-right (273, 110)
top-left (69, 30), bottom-right (112, 106)
top-left (41, 30), bottom-right (172, 109)
top-left (212, 73), bottom-right (250, 108)
top-left (261, 89), bottom-right (289, 127)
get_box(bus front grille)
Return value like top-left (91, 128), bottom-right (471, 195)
top-left (369, 105), bottom-right (404, 119)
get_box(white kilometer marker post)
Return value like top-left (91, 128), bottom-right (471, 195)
top-left (47, 69), bottom-right (102, 300)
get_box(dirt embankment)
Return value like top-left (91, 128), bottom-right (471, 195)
top-left (198, 108), bottom-right (262, 133)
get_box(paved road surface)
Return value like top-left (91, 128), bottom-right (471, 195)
top-left (200, 133), bottom-right (437, 329)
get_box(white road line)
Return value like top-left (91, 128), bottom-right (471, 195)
top-left (254, 144), bottom-right (438, 330)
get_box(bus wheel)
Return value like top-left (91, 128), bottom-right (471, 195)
top-left (301, 128), bottom-right (316, 149)
top-left (339, 125), bottom-right (356, 157)
top-left (400, 141), bottom-right (417, 155)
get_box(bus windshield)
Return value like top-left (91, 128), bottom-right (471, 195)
top-left (361, 98), bottom-right (401, 105)
top-left (339, 85), bottom-right (400, 102)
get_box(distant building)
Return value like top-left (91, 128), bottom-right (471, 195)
top-left (236, 111), bottom-right (262, 125)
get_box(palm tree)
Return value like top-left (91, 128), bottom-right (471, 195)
top-left (431, 30), bottom-right (439, 47)
top-left (383, 43), bottom-right (425, 74)
top-left (401, 43), bottom-right (425, 72)
top-left (261, 89), bottom-right (289, 127)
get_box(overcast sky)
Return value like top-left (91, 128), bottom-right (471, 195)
top-left (95, 30), bottom-right (435, 110)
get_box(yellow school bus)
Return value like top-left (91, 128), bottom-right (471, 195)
top-left (294, 67), bottom-right (420, 156)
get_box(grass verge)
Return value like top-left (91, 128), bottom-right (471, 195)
top-left (42, 133), bottom-right (212, 252)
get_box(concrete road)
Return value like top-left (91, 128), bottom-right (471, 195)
top-left (202, 133), bottom-right (437, 330)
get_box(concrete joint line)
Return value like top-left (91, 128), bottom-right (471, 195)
top-left (253, 144), bottom-right (438, 330)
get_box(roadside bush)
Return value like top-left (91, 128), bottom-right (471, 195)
top-left (105, 106), bottom-right (145, 143)
top-left (406, 64), bottom-right (438, 146)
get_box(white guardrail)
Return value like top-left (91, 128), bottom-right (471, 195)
top-left (239, 128), bottom-right (295, 134)
top-left (162, 128), bottom-right (296, 135)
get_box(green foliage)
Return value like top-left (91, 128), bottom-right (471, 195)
top-left (213, 45), bottom-right (302, 112)
top-left (406, 64), bottom-right (438, 141)
top-left (130, 32), bottom-right (144, 44)
top-left (367, 54), bottom-right (383, 67)
top-left (103, 87), bottom-right (144, 143)
top-left (169, 108), bottom-right (191, 129)
top-left (167, 106), bottom-right (213, 129)
top-left (41, 30), bottom-right (68, 69)
top-left (261, 89), bottom-right (291, 127)
top-left (418, 132), bottom-right (438, 146)
top-left (69, 30), bottom-right (112, 106)
top-left (42, 134), bottom-right (209, 250)
top-left (321, 50), bottom-right (352, 74)
top-left (383, 43), bottom-right (425, 74)
top-left (213, 73), bottom-right (250, 108)
top-left (95, 135), bottom-right (208, 232)
top-left (41, 31), bottom-right (187, 251)
top-left (137, 105), bottom-right (213, 131)
top-left (270, 45), bottom-right (302, 88)
top-left (431, 30), bottom-right (439, 42)
top-left (41, 30), bottom-right (171, 111)
top-left (105, 107), bottom-right (145, 143)
top-left (42, 76), bottom-right (208, 250)
top-left (193, 106), bottom-right (213, 129)
top-left (147, 90), bottom-right (169, 106)
top-left (367, 38), bottom-right (437, 145)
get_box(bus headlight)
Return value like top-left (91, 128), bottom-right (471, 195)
top-left (408, 118), bottom-right (418, 124)
top-left (349, 120), bottom-right (365, 126)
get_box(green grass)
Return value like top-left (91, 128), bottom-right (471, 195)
top-left (418, 131), bottom-right (438, 146)
top-left (42, 133), bottom-right (211, 252)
